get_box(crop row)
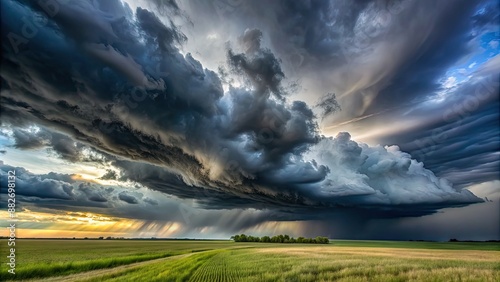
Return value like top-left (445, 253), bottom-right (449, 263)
top-left (190, 251), bottom-right (240, 282)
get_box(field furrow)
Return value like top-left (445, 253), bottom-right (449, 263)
top-left (1, 240), bottom-right (498, 282)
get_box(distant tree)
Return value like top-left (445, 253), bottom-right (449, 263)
top-left (248, 235), bottom-right (260, 242)
top-left (231, 234), bottom-right (329, 244)
top-left (315, 236), bottom-right (329, 244)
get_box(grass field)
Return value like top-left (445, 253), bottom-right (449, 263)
top-left (1, 239), bottom-right (498, 281)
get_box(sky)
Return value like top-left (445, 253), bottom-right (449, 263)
top-left (0, 0), bottom-right (499, 241)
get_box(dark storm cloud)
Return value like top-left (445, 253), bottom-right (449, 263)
top-left (372, 57), bottom-right (499, 189)
top-left (0, 161), bottom-right (280, 231)
top-left (0, 163), bottom-right (119, 209)
top-left (1, 161), bottom-right (494, 240)
top-left (0, 163), bottom-right (73, 200)
top-left (379, 92), bottom-right (500, 188)
top-left (118, 191), bottom-right (139, 204)
top-left (143, 197), bottom-right (158, 206)
top-left (136, 6), bottom-right (187, 52)
top-left (149, 0), bottom-right (182, 15)
top-left (49, 132), bottom-right (83, 162)
top-left (266, 0), bottom-right (369, 61)
top-left (362, 0), bottom-right (491, 113)
top-left (0, 0), bottom-right (484, 224)
top-left (237, 0), bottom-right (483, 111)
top-left (12, 128), bottom-right (49, 149)
top-left (99, 169), bottom-right (117, 180)
top-left (40, 172), bottom-right (76, 184)
top-left (8, 126), bottom-right (106, 162)
top-left (113, 160), bottom-right (258, 209)
top-left (187, 0), bottom-right (489, 111)
top-left (79, 183), bottom-right (108, 203)
top-left (290, 199), bottom-right (499, 240)
top-left (315, 93), bottom-right (341, 119)
top-left (0, 163), bottom-right (159, 221)
top-left (179, 0), bottom-right (499, 191)
top-left (227, 35), bottom-right (287, 99)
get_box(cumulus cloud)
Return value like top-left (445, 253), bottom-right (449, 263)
top-left (12, 128), bottom-right (50, 149)
top-left (78, 183), bottom-right (108, 203)
top-left (99, 169), bottom-right (117, 180)
top-left (118, 191), bottom-right (139, 204)
top-left (0, 163), bottom-right (73, 200)
top-left (0, 0), bottom-right (485, 226)
top-left (306, 133), bottom-right (479, 207)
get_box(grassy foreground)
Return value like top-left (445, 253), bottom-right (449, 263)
top-left (0, 240), bottom-right (238, 281)
top-left (1, 239), bottom-right (498, 281)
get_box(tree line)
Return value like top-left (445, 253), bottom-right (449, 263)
top-left (230, 234), bottom-right (329, 244)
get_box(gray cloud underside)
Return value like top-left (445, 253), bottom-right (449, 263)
top-left (0, 162), bottom-right (296, 232)
top-left (0, 0), bottom-right (484, 221)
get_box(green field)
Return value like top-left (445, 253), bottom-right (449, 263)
top-left (1, 239), bottom-right (498, 281)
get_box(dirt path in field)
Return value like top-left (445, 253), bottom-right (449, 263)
top-left (23, 252), bottom-right (196, 282)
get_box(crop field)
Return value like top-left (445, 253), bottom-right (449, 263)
top-left (1, 240), bottom-right (498, 281)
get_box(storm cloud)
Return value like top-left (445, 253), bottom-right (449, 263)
top-left (176, 0), bottom-right (499, 187)
top-left (1, 0), bottom-right (497, 239)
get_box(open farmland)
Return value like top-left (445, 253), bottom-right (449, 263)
top-left (1, 240), bottom-right (498, 281)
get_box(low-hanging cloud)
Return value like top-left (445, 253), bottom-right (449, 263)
top-left (0, 0), bottom-right (483, 224)
top-left (118, 191), bottom-right (139, 204)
